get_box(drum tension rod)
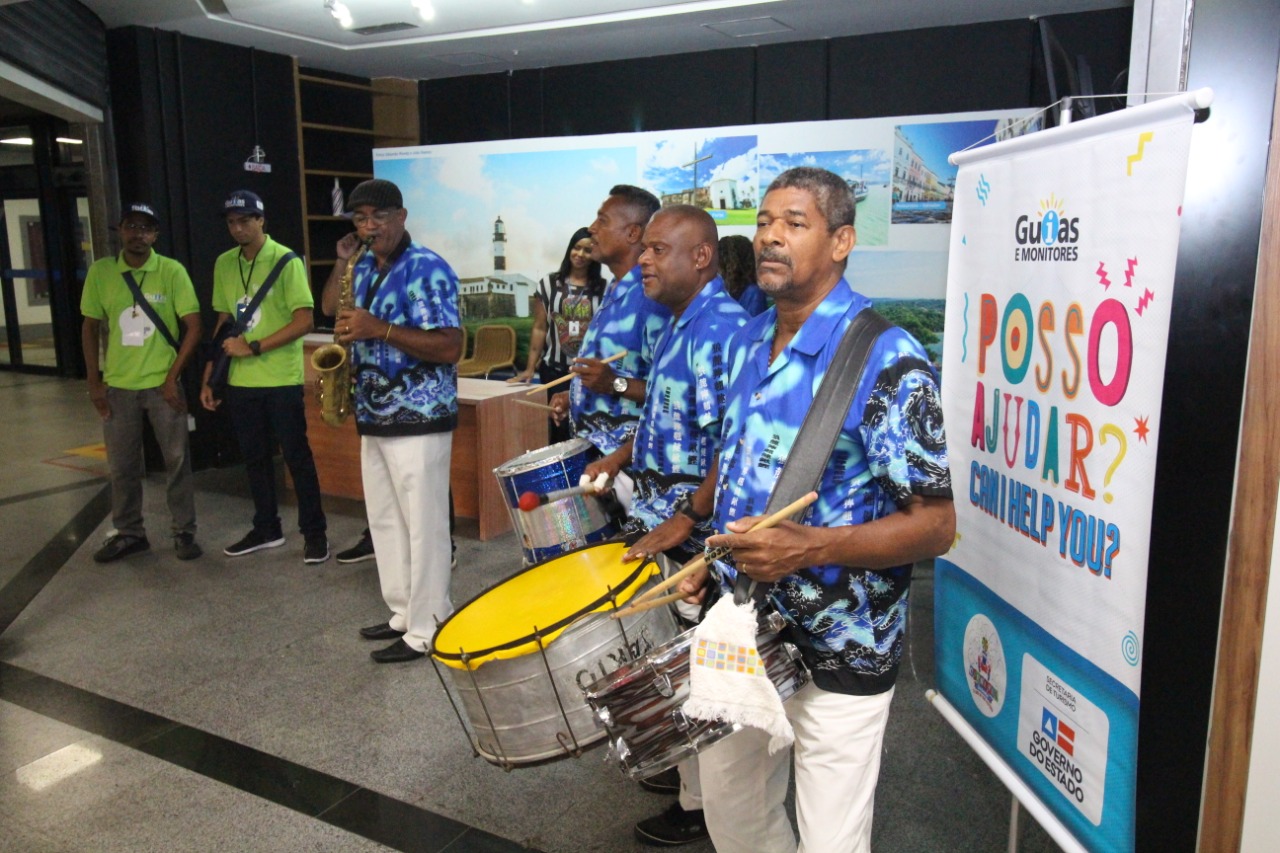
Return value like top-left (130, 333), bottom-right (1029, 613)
top-left (534, 625), bottom-right (585, 757)
top-left (460, 647), bottom-right (517, 771)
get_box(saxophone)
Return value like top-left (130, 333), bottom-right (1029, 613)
top-left (311, 237), bottom-right (373, 427)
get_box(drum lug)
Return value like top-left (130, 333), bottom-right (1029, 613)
top-left (612, 737), bottom-right (632, 766)
top-left (763, 610), bottom-right (787, 633)
top-left (671, 706), bottom-right (692, 732)
top-left (651, 672), bottom-right (674, 698)
top-left (595, 705), bottom-right (614, 728)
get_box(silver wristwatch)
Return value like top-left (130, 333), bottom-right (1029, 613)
top-left (612, 375), bottom-right (630, 395)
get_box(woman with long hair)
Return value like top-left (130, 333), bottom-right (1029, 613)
top-left (510, 226), bottom-right (607, 442)
top-left (719, 233), bottom-right (768, 317)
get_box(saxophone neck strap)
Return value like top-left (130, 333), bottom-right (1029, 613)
top-left (360, 231), bottom-right (412, 311)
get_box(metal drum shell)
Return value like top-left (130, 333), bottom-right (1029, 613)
top-left (582, 629), bottom-right (807, 779)
top-left (431, 542), bottom-right (678, 767)
top-left (493, 438), bottom-right (619, 564)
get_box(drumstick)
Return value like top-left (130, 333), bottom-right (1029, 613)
top-left (513, 398), bottom-right (556, 412)
top-left (525, 350), bottom-right (627, 395)
top-left (608, 590), bottom-right (687, 620)
top-left (517, 481), bottom-right (603, 511)
top-left (622, 491), bottom-right (820, 608)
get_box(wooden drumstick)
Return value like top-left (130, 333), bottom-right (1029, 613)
top-left (513, 397), bottom-right (556, 412)
top-left (525, 350), bottom-right (627, 395)
top-left (620, 491), bottom-right (820, 610)
top-left (608, 590), bottom-right (687, 619)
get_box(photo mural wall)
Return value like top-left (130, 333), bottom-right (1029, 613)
top-left (371, 108), bottom-right (1036, 367)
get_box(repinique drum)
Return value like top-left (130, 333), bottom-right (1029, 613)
top-left (430, 541), bottom-right (678, 768)
top-left (493, 438), bottom-right (620, 564)
top-left (582, 629), bottom-right (808, 779)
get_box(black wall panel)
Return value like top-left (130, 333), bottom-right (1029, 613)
top-left (828, 20), bottom-right (1034, 118)
top-left (755, 41), bottom-right (828, 124)
top-left (421, 72), bottom-right (512, 143)
top-left (0, 0), bottom-right (107, 110)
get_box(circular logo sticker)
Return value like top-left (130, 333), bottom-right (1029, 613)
top-left (963, 613), bottom-right (1006, 718)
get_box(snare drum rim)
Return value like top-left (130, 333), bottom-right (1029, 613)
top-left (491, 437), bottom-right (594, 478)
top-left (431, 539), bottom-right (658, 670)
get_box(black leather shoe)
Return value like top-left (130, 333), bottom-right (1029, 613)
top-left (634, 804), bottom-right (708, 846)
top-left (370, 638), bottom-right (425, 663)
top-left (638, 766), bottom-right (681, 794)
top-left (359, 622), bottom-right (405, 641)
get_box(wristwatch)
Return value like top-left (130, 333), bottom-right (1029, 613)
top-left (248, 340), bottom-right (262, 357)
top-left (672, 493), bottom-right (708, 524)
top-left (612, 375), bottom-right (630, 395)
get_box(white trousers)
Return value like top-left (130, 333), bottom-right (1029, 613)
top-left (361, 432), bottom-right (454, 652)
top-left (700, 682), bottom-right (895, 853)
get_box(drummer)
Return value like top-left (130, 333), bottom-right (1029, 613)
top-left (582, 205), bottom-right (749, 847)
top-left (677, 167), bottom-right (956, 853)
top-left (549, 186), bottom-right (668, 480)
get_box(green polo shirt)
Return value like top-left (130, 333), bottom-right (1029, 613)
top-left (211, 235), bottom-right (313, 387)
top-left (80, 250), bottom-right (199, 391)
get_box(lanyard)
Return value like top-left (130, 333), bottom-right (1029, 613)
top-left (238, 250), bottom-right (259, 298)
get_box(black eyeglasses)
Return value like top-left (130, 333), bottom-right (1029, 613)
top-left (351, 208), bottom-right (400, 227)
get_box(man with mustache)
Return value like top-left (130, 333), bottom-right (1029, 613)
top-left (322, 179), bottom-right (463, 663)
top-left (682, 168), bottom-right (956, 852)
top-left (81, 202), bottom-right (203, 562)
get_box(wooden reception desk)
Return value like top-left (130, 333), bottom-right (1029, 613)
top-left (301, 336), bottom-right (548, 540)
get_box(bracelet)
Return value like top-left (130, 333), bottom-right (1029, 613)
top-left (383, 322), bottom-right (394, 342)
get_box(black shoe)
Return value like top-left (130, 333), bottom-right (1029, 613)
top-left (174, 533), bottom-right (202, 561)
top-left (335, 532), bottom-right (375, 563)
top-left (93, 534), bottom-right (150, 563)
top-left (359, 622), bottom-right (405, 641)
top-left (223, 529), bottom-right (285, 557)
top-left (634, 804), bottom-right (708, 847)
top-left (370, 638), bottom-right (425, 663)
top-left (303, 535), bottom-right (330, 564)
top-left (638, 766), bottom-right (681, 795)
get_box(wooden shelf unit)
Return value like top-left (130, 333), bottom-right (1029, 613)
top-left (293, 62), bottom-right (420, 319)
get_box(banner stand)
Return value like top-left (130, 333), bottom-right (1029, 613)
top-left (926, 690), bottom-right (1088, 853)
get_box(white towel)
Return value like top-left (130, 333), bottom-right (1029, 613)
top-left (684, 595), bottom-right (794, 753)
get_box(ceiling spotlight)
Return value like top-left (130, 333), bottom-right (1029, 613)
top-left (324, 0), bottom-right (354, 29)
top-left (412, 0), bottom-right (436, 22)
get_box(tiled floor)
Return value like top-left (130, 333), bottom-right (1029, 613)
top-left (0, 374), bottom-right (1063, 852)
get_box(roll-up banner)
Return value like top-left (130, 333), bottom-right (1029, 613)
top-left (934, 90), bottom-right (1211, 853)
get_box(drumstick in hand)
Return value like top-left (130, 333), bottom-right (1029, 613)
top-left (609, 590), bottom-right (687, 619)
top-left (621, 491), bottom-right (820, 610)
top-left (525, 350), bottom-right (627, 395)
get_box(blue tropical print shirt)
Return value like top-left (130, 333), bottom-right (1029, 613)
top-left (570, 264), bottom-right (670, 454)
top-left (712, 280), bottom-right (952, 694)
top-left (735, 282), bottom-right (768, 317)
top-left (350, 237), bottom-right (461, 437)
top-left (628, 277), bottom-right (749, 536)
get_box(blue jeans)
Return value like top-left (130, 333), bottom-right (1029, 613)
top-left (225, 384), bottom-right (326, 539)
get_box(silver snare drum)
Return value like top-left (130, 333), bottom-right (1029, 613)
top-left (582, 629), bottom-right (807, 779)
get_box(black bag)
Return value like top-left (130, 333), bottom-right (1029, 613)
top-left (205, 251), bottom-right (298, 396)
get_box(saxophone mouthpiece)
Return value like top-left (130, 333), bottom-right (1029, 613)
top-left (360, 236), bottom-right (375, 249)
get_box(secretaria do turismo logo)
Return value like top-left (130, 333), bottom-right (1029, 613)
top-left (1014, 193), bottom-right (1080, 262)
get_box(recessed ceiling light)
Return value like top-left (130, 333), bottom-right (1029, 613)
top-left (324, 0), bottom-right (353, 29)
top-left (412, 0), bottom-right (436, 23)
top-left (703, 16), bottom-right (794, 38)
top-left (56, 137), bottom-right (83, 145)
top-left (1, 137), bottom-right (34, 146)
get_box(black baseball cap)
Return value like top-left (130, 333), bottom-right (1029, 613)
top-left (222, 190), bottom-right (265, 217)
top-left (120, 202), bottom-right (160, 227)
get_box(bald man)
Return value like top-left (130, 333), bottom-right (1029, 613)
top-left (584, 205), bottom-right (749, 846)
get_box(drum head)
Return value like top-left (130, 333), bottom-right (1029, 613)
top-left (493, 437), bottom-right (592, 477)
top-left (432, 541), bottom-right (657, 671)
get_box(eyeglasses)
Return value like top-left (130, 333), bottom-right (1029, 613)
top-left (121, 222), bottom-right (157, 233)
top-left (351, 208), bottom-right (400, 227)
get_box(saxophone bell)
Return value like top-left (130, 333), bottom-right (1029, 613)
top-left (311, 237), bottom-right (373, 428)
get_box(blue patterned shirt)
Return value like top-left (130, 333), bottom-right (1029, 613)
top-left (350, 237), bottom-right (461, 437)
top-left (628, 277), bottom-right (748, 534)
top-left (713, 281), bottom-right (952, 694)
top-left (570, 265), bottom-right (670, 454)
top-left (735, 282), bottom-right (768, 317)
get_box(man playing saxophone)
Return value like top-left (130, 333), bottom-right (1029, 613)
top-left (321, 178), bottom-right (463, 664)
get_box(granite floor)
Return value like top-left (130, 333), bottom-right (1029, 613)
top-left (0, 373), bottom-right (1064, 852)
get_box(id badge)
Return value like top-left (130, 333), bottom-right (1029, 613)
top-left (568, 320), bottom-right (581, 337)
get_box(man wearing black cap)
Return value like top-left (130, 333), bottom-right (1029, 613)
top-left (321, 178), bottom-right (463, 663)
top-left (201, 190), bottom-right (329, 563)
top-left (81, 202), bottom-right (203, 562)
